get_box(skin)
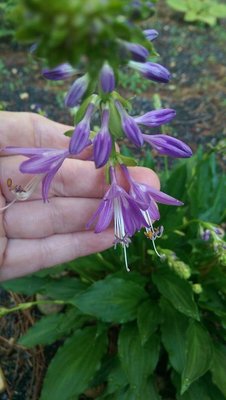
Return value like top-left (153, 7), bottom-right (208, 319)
top-left (0, 111), bottom-right (160, 281)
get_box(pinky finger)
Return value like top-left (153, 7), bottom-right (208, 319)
top-left (0, 229), bottom-right (114, 281)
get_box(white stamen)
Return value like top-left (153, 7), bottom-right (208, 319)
top-left (142, 210), bottom-right (164, 258)
top-left (0, 174), bottom-right (44, 212)
top-left (113, 198), bottom-right (131, 272)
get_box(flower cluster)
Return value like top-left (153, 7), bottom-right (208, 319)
top-left (1, 28), bottom-right (193, 269)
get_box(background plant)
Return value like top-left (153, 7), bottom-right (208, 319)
top-left (166, 0), bottom-right (226, 26)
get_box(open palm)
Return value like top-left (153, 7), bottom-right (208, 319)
top-left (0, 112), bottom-right (159, 281)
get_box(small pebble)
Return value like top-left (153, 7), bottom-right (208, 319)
top-left (11, 68), bottom-right (18, 74)
top-left (19, 92), bottom-right (29, 100)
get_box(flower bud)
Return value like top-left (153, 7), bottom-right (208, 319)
top-left (42, 63), bottom-right (75, 80)
top-left (143, 29), bottom-right (159, 41)
top-left (65, 74), bottom-right (89, 107)
top-left (143, 134), bottom-right (193, 158)
top-left (99, 63), bottom-right (115, 93)
top-left (129, 61), bottom-right (171, 83)
top-left (134, 109), bottom-right (176, 127)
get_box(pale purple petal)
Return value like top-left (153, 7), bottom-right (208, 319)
top-left (65, 75), bottom-right (89, 107)
top-left (146, 186), bottom-right (183, 206)
top-left (99, 63), bottom-right (115, 93)
top-left (124, 42), bottom-right (149, 62)
top-left (115, 101), bottom-right (143, 147)
top-left (94, 201), bottom-right (114, 233)
top-left (2, 147), bottom-right (54, 156)
top-left (42, 63), bottom-right (75, 80)
top-left (134, 109), bottom-right (176, 127)
top-left (69, 104), bottom-right (94, 154)
top-left (130, 61), bottom-right (171, 83)
top-left (143, 134), bottom-right (192, 158)
top-left (93, 131), bottom-right (112, 168)
top-left (147, 201), bottom-right (160, 221)
top-left (20, 150), bottom-right (69, 174)
top-left (143, 29), bottom-right (159, 41)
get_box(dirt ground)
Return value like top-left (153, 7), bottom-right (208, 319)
top-left (0, 1), bottom-right (225, 399)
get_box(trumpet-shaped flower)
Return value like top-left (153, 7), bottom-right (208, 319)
top-left (0, 147), bottom-right (69, 206)
top-left (87, 166), bottom-right (148, 271)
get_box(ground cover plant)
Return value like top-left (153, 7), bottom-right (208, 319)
top-left (0, 0), bottom-right (226, 399)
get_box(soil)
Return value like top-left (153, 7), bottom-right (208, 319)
top-left (0, 1), bottom-right (225, 399)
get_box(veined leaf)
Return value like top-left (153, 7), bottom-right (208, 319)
top-left (210, 344), bottom-right (226, 397)
top-left (40, 326), bottom-right (107, 400)
top-left (137, 299), bottom-right (161, 345)
top-left (18, 308), bottom-right (86, 347)
top-left (152, 268), bottom-right (199, 320)
top-left (72, 276), bottom-right (148, 323)
top-left (181, 321), bottom-right (212, 394)
top-left (118, 323), bottom-right (160, 397)
top-left (160, 299), bottom-right (188, 373)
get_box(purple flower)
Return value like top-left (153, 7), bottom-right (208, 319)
top-left (99, 63), bottom-right (115, 93)
top-left (143, 134), bottom-right (193, 158)
top-left (115, 101), bottom-right (144, 147)
top-left (0, 147), bottom-right (69, 204)
top-left (123, 42), bottom-right (149, 62)
top-left (87, 167), bottom-right (148, 271)
top-left (202, 229), bottom-right (211, 241)
top-left (93, 109), bottom-right (112, 168)
top-left (42, 63), bottom-right (75, 80)
top-left (69, 102), bottom-right (95, 154)
top-left (143, 29), bottom-right (159, 41)
top-left (121, 164), bottom-right (183, 257)
top-left (129, 61), bottom-right (171, 83)
top-left (65, 74), bottom-right (89, 107)
top-left (134, 109), bottom-right (176, 127)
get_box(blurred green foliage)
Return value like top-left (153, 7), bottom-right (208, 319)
top-left (8, 0), bottom-right (156, 74)
top-left (166, 0), bottom-right (226, 26)
top-left (0, 0), bottom-right (17, 38)
top-left (1, 145), bottom-right (225, 400)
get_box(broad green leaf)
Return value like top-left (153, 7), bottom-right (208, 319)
top-left (42, 277), bottom-right (88, 300)
top-left (152, 268), bottom-right (199, 320)
top-left (18, 308), bottom-right (85, 347)
top-left (0, 275), bottom-right (49, 295)
top-left (137, 299), bottom-right (161, 345)
top-left (166, 0), bottom-right (187, 12)
top-left (118, 323), bottom-right (160, 397)
top-left (210, 344), bottom-right (226, 397)
top-left (160, 299), bottom-right (188, 373)
top-left (176, 378), bottom-right (211, 400)
top-left (181, 321), bottom-right (212, 394)
top-left (72, 277), bottom-right (148, 323)
top-left (40, 326), bottom-right (107, 400)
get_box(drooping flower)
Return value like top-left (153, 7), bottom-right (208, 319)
top-left (42, 63), bottom-right (76, 80)
top-left (65, 74), bottom-right (89, 107)
top-left (93, 108), bottom-right (112, 168)
top-left (43, 64), bottom-right (89, 108)
top-left (87, 166), bottom-right (148, 271)
top-left (99, 63), bottom-right (115, 93)
top-left (142, 134), bottom-right (193, 158)
top-left (115, 101), bottom-right (144, 147)
top-left (121, 164), bottom-right (183, 256)
top-left (69, 101), bottom-right (95, 154)
top-left (134, 108), bottom-right (176, 127)
top-left (143, 29), bottom-right (159, 41)
top-left (0, 147), bottom-right (69, 206)
top-left (122, 41), bottom-right (149, 62)
top-left (129, 60), bottom-right (171, 83)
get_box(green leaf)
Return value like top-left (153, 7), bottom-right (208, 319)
top-left (181, 321), bottom-right (212, 394)
top-left (166, 0), bottom-right (187, 12)
top-left (40, 326), bottom-right (107, 400)
top-left (42, 277), bottom-right (88, 300)
top-left (137, 299), bottom-right (161, 345)
top-left (118, 323), bottom-right (160, 397)
top-left (160, 299), bottom-right (188, 373)
top-left (72, 276), bottom-right (148, 323)
top-left (0, 275), bottom-right (49, 295)
top-left (152, 268), bottom-right (199, 320)
top-left (18, 308), bottom-right (85, 347)
top-left (108, 98), bottom-right (124, 139)
top-left (116, 153), bottom-right (138, 167)
top-left (210, 344), bottom-right (226, 397)
top-left (63, 129), bottom-right (74, 137)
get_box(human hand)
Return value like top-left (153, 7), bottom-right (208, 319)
top-left (0, 111), bottom-right (160, 281)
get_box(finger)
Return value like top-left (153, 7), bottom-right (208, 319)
top-left (1, 156), bottom-right (160, 202)
top-left (0, 229), bottom-right (114, 281)
top-left (0, 111), bottom-right (71, 149)
top-left (4, 197), bottom-right (101, 239)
